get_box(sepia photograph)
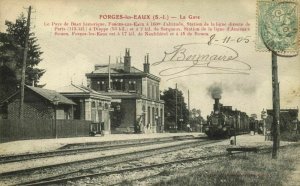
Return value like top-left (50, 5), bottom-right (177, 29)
top-left (0, 0), bottom-right (299, 185)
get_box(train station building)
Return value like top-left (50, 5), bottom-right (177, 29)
top-left (85, 48), bottom-right (165, 134)
top-left (57, 84), bottom-right (112, 135)
top-left (266, 108), bottom-right (299, 132)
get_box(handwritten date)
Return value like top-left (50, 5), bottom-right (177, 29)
top-left (208, 34), bottom-right (251, 45)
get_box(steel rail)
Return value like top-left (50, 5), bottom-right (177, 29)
top-left (23, 142), bottom-right (300, 186)
top-left (16, 140), bottom-right (222, 186)
top-left (21, 145), bottom-right (225, 186)
top-left (0, 136), bottom-right (198, 164)
top-left (0, 139), bottom-right (214, 178)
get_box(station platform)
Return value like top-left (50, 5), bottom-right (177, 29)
top-left (0, 132), bottom-right (204, 156)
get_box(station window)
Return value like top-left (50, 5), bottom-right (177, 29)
top-left (156, 86), bottom-right (160, 100)
top-left (129, 80), bottom-right (136, 91)
top-left (152, 85), bottom-right (156, 99)
top-left (113, 79), bottom-right (123, 90)
top-left (105, 103), bottom-right (109, 109)
top-left (91, 101), bottom-right (96, 108)
top-left (97, 81), bottom-right (105, 91)
top-left (148, 84), bottom-right (151, 98)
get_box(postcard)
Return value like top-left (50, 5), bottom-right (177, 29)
top-left (0, 0), bottom-right (299, 185)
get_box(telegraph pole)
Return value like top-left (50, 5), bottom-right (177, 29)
top-left (180, 96), bottom-right (183, 130)
top-left (175, 83), bottom-right (178, 132)
top-left (188, 90), bottom-right (190, 124)
top-left (108, 55), bottom-right (111, 92)
top-left (19, 6), bottom-right (31, 119)
top-left (272, 51), bottom-right (280, 159)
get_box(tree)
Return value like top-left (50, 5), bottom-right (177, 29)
top-left (160, 88), bottom-right (189, 131)
top-left (0, 13), bottom-right (45, 101)
top-left (0, 33), bottom-right (22, 101)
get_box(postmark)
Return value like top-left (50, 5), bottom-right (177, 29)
top-left (257, 0), bottom-right (299, 54)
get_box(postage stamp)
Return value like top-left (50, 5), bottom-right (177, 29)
top-left (257, 0), bottom-right (299, 54)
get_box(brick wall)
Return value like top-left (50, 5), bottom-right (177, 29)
top-left (8, 99), bottom-right (54, 120)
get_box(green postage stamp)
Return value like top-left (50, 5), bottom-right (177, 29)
top-left (257, 0), bottom-right (299, 54)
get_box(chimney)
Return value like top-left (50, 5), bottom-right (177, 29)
top-left (124, 48), bottom-right (131, 73)
top-left (213, 97), bottom-right (221, 113)
top-left (143, 53), bottom-right (150, 73)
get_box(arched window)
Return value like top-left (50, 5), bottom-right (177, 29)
top-left (148, 106), bottom-right (151, 125)
top-left (142, 105), bottom-right (146, 112)
top-left (152, 107), bottom-right (155, 126)
top-left (113, 79), bottom-right (123, 90)
top-left (91, 101), bottom-right (96, 108)
top-left (129, 80), bottom-right (136, 91)
top-left (105, 103), bottom-right (109, 109)
top-left (142, 105), bottom-right (146, 125)
top-left (97, 81), bottom-right (105, 91)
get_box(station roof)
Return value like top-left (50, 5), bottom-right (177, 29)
top-left (86, 62), bottom-right (160, 81)
top-left (93, 63), bottom-right (143, 74)
top-left (57, 84), bottom-right (111, 101)
top-left (1, 86), bottom-right (76, 105)
top-left (28, 86), bottom-right (76, 105)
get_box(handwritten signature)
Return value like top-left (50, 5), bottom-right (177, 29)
top-left (152, 43), bottom-right (251, 81)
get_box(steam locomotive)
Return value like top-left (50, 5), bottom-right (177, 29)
top-left (204, 96), bottom-right (250, 138)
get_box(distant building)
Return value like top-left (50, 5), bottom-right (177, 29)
top-left (266, 109), bottom-right (299, 131)
top-left (85, 48), bottom-right (164, 133)
top-left (0, 86), bottom-right (75, 120)
top-left (57, 84), bottom-right (112, 134)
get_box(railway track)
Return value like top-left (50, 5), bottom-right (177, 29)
top-left (0, 135), bottom-right (198, 164)
top-left (109, 161), bottom-right (220, 186)
top-left (21, 151), bottom-right (226, 186)
top-left (5, 136), bottom-right (295, 186)
top-left (1, 139), bottom-right (221, 186)
top-left (108, 143), bottom-right (300, 186)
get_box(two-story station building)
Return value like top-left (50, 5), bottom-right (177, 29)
top-left (86, 49), bottom-right (164, 134)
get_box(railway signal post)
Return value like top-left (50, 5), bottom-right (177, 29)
top-left (19, 6), bottom-right (31, 119)
top-left (258, 1), bottom-right (298, 159)
top-left (271, 52), bottom-right (280, 159)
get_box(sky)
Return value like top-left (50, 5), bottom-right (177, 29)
top-left (0, 0), bottom-right (299, 118)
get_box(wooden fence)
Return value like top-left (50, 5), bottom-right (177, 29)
top-left (0, 119), bottom-right (91, 143)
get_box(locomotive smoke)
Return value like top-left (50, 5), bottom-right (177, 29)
top-left (207, 81), bottom-right (257, 99)
top-left (207, 82), bottom-right (222, 99)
